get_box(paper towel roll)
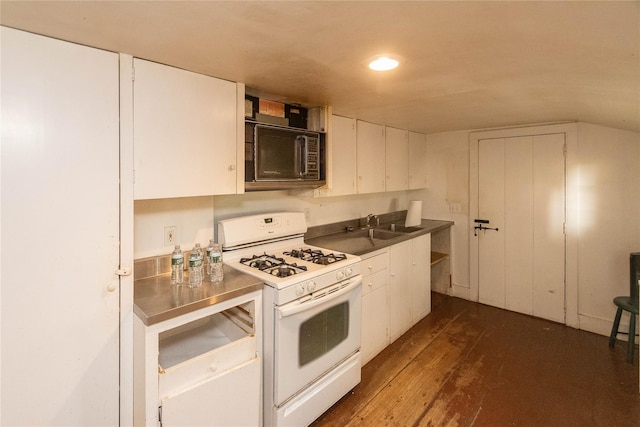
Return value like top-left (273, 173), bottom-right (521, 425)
top-left (405, 200), bottom-right (422, 227)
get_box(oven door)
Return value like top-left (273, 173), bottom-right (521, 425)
top-left (273, 275), bottom-right (362, 406)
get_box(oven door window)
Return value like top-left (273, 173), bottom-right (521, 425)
top-left (299, 301), bottom-right (349, 367)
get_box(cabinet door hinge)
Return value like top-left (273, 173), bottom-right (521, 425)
top-left (158, 405), bottom-right (162, 427)
top-left (131, 66), bottom-right (135, 82)
top-left (563, 143), bottom-right (567, 157)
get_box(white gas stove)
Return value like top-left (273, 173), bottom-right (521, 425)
top-left (218, 212), bottom-right (363, 427)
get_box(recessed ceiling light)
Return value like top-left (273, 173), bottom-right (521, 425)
top-left (368, 55), bottom-right (400, 71)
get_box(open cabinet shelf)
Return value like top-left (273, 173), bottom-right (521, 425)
top-left (431, 251), bottom-right (449, 266)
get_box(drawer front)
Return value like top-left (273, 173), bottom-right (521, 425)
top-left (361, 251), bottom-right (389, 277)
top-left (361, 268), bottom-right (388, 297)
top-left (159, 321), bottom-right (257, 399)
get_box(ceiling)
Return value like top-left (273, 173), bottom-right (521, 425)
top-left (2, 1), bottom-right (639, 134)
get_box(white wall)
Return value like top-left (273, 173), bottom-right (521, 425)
top-left (575, 123), bottom-right (640, 334)
top-left (422, 122), bottom-right (640, 336)
top-left (134, 190), bottom-right (428, 259)
top-left (134, 196), bottom-right (215, 259)
top-left (421, 130), bottom-right (470, 295)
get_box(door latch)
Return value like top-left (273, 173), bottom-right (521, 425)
top-left (115, 267), bottom-right (132, 276)
top-left (473, 219), bottom-right (499, 236)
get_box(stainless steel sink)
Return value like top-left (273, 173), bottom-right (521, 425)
top-left (378, 224), bottom-right (424, 233)
top-left (351, 228), bottom-right (403, 240)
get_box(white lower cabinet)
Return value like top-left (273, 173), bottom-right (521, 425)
top-left (134, 290), bottom-right (261, 427)
top-left (160, 358), bottom-right (260, 426)
top-left (360, 235), bottom-right (432, 365)
top-left (388, 241), bottom-right (413, 341)
top-left (360, 250), bottom-right (390, 365)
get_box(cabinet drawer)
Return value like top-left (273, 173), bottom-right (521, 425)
top-left (158, 312), bottom-right (257, 399)
top-left (361, 251), bottom-right (388, 277)
top-left (160, 358), bottom-right (260, 427)
top-left (361, 268), bottom-right (388, 297)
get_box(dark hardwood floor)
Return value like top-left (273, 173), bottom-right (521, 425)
top-left (312, 292), bottom-right (640, 427)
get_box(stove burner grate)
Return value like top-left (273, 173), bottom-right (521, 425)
top-left (283, 248), bottom-right (347, 265)
top-left (240, 253), bottom-right (285, 271)
top-left (240, 253), bottom-right (309, 277)
top-left (265, 263), bottom-right (308, 277)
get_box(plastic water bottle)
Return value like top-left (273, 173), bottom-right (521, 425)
top-left (170, 245), bottom-right (184, 285)
top-left (206, 239), bottom-right (215, 276)
top-left (188, 243), bottom-right (203, 288)
top-left (209, 242), bottom-right (224, 283)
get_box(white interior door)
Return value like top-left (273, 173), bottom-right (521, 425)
top-left (476, 134), bottom-right (566, 322)
top-left (1, 27), bottom-right (120, 425)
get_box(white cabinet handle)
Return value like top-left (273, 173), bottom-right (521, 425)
top-left (107, 284), bottom-right (117, 292)
top-left (228, 164), bottom-right (236, 171)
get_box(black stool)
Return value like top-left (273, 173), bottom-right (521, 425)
top-left (608, 252), bottom-right (640, 363)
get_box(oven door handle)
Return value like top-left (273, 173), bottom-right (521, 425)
top-left (278, 276), bottom-right (362, 319)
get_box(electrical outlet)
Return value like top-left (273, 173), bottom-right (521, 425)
top-left (164, 226), bottom-right (177, 246)
top-left (449, 203), bottom-right (462, 214)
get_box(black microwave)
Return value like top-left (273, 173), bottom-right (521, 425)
top-left (245, 122), bottom-right (325, 190)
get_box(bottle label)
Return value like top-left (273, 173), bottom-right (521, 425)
top-left (171, 257), bottom-right (184, 266)
top-left (211, 253), bottom-right (222, 263)
top-left (189, 259), bottom-right (202, 268)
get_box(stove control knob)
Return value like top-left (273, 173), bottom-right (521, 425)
top-left (345, 267), bottom-right (353, 277)
top-left (307, 281), bottom-right (317, 292)
top-left (295, 284), bottom-right (306, 296)
top-left (336, 270), bottom-right (345, 281)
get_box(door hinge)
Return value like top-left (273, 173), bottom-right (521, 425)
top-left (131, 66), bottom-right (135, 82)
top-left (158, 405), bottom-right (162, 427)
top-left (563, 143), bottom-right (567, 157)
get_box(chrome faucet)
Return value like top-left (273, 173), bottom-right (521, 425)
top-left (366, 214), bottom-right (380, 228)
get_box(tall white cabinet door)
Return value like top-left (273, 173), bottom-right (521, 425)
top-left (411, 234), bottom-right (431, 323)
top-left (324, 115), bottom-right (357, 196)
top-left (385, 127), bottom-right (409, 192)
top-left (408, 131), bottom-right (428, 189)
top-left (356, 120), bottom-right (386, 194)
top-left (388, 241), bottom-right (413, 341)
top-left (1, 27), bottom-right (120, 425)
top-left (133, 58), bottom-right (239, 200)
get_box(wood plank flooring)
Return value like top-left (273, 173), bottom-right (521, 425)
top-left (311, 292), bottom-right (640, 427)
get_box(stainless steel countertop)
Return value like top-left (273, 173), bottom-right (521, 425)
top-left (305, 219), bottom-right (454, 256)
top-left (134, 264), bottom-right (263, 326)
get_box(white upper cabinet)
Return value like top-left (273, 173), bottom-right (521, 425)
top-left (385, 126), bottom-right (409, 192)
top-left (133, 59), bottom-right (243, 200)
top-left (316, 114), bottom-right (357, 197)
top-left (356, 120), bottom-right (386, 194)
top-left (408, 131), bottom-right (428, 189)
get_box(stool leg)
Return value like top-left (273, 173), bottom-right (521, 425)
top-left (627, 313), bottom-right (636, 364)
top-left (609, 307), bottom-right (623, 348)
